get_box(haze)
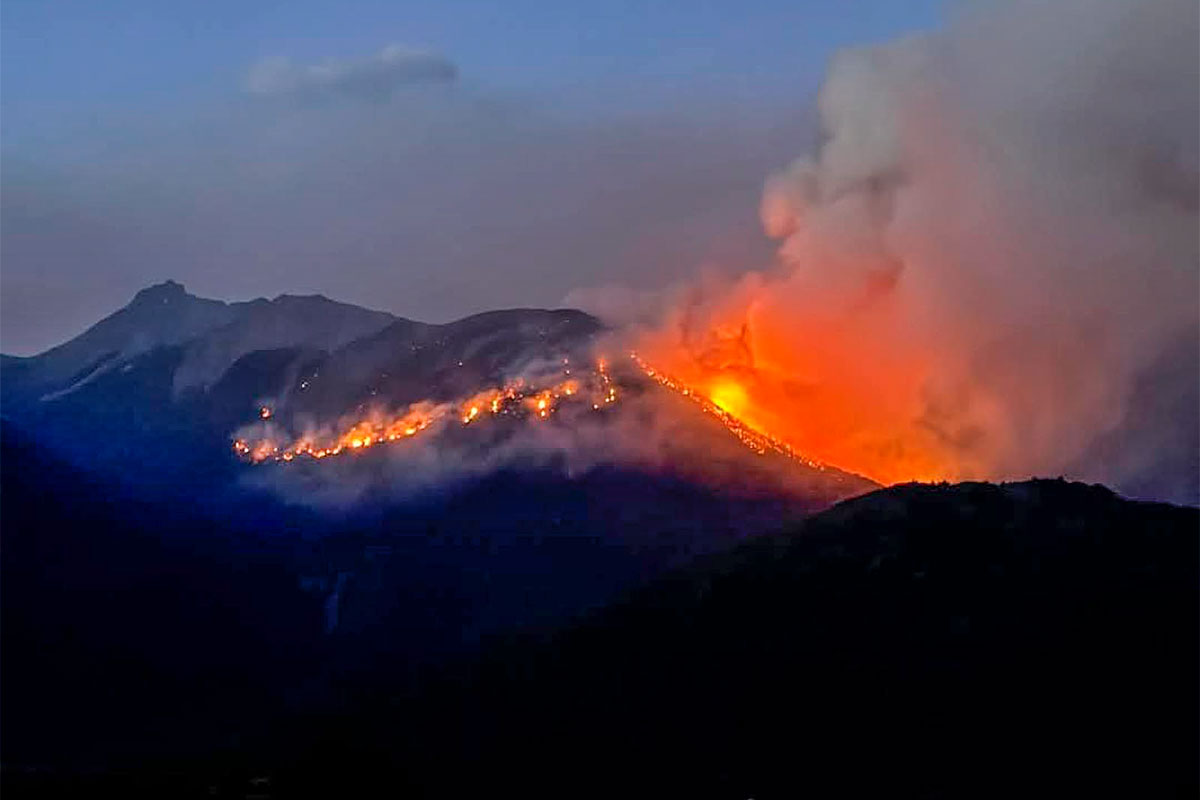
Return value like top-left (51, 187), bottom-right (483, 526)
top-left (1, 0), bottom-right (944, 355)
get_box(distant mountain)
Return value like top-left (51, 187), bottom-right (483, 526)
top-left (2, 281), bottom-right (236, 401)
top-left (1, 280), bottom-right (398, 405)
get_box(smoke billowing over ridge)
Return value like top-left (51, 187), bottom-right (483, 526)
top-left (625, 0), bottom-right (1198, 500)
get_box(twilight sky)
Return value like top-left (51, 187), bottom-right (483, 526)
top-left (1, 0), bottom-right (944, 355)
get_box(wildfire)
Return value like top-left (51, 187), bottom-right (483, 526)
top-left (629, 353), bottom-right (827, 470)
top-left (707, 379), bottom-right (748, 417)
top-left (631, 315), bottom-right (959, 485)
top-left (234, 360), bottom-right (617, 464)
top-left (233, 351), bottom-right (846, 477)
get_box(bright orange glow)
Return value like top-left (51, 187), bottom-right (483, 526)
top-left (708, 380), bottom-right (748, 417)
top-left (234, 347), bottom-right (919, 480)
top-left (633, 301), bottom-right (963, 485)
top-left (630, 353), bottom-right (826, 469)
top-left (234, 360), bottom-right (620, 464)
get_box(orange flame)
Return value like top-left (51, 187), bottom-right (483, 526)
top-left (630, 353), bottom-right (826, 469)
top-left (633, 308), bottom-right (960, 485)
top-left (234, 350), bottom-right (896, 480)
top-left (235, 362), bottom-right (615, 464)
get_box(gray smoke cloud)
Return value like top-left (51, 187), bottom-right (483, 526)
top-left (632, 0), bottom-right (1198, 502)
top-left (245, 44), bottom-right (458, 101)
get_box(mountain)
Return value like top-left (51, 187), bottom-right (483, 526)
top-left (6, 475), bottom-right (1194, 797)
top-left (0, 282), bottom-right (868, 508)
top-left (0, 283), bottom-right (875, 795)
top-left (1, 281), bottom-right (237, 400)
top-left (1, 280), bottom-right (398, 404)
top-left (282, 480), bottom-right (1199, 798)
top-left (0, 284), bottom-right (875, 699)
top-left (171, 292), bottom-right (398, 393)
top-left (3, 285), bottom-right (1194, 796)
top-left (256, 306), bottom-right (604, 419)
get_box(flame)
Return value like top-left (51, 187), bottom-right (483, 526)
top-left (707, 380), bottom-right (748, 417)
top-left (234, 361), bottom-right (615, 464)
top-left (634, 308), bottom-right (959, 485)
top-left (234, 350), bottom-right (861, 478)
top-left (630, 353), bottom-right (826, 469)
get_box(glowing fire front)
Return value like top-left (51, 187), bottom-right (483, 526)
top-left (232, 352), bottom-right (837, 478)
top-left (234, 359), bottom-right (620, 464)
top-left (629, 353), bottom-right (826, 470)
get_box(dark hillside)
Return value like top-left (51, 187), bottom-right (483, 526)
top-left (279, 480), bottom-right (1198, 798)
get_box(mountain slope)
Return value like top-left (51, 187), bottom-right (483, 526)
top-left (172, 293), bottom-right (397, 392)
top-left (0, 422), bottom-right (327, 779)
top-left (1, 282), bottom-right (867, 510)
top-left (276, 307), bottom-right (601, 418)
top-left (284, 479), bottom-right (1197, 798)
top-left (0, 414), bottom-right (856, 790)
top-left (12, 476), bottom-right (1189, 796)
top-left (1, 281), bottom-right (237, 400)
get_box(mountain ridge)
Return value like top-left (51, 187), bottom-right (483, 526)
top-left (1, 281), bottom-right (615, 400)
top-left (353, 476), bottom-right (1197, 797)
top-left (1, 280), bottom-right (870, 511)
top-left (5, 463), bottom-right (1191, 796)
top-left (1, 281), bottom-right (404, 397)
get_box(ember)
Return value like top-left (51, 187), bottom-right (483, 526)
top-left (233, 350), bottom-right (847, 472)
top-left (234, 359), bottom-right (618, 464)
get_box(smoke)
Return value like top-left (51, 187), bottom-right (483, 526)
top-left (635, 0), bottom-right (1198, 501)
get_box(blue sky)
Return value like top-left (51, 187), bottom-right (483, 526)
top-left (3, 0), bottom-right (944, 125)
top-left (1, 0), bottom-right (947, 354)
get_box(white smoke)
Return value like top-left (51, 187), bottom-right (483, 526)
top-left (241, 0), bottom-right (1198, 506)
top-left (645, 0), bottom-right (1198, 500)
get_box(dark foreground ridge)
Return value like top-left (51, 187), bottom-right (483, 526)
top-left (289, 479), bottom-right (1196, 799)
top-left (5, 470), bottom-right (1195, 798)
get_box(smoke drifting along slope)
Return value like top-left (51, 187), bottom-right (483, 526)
top-left (632, 0), bottom-right (1198, 497)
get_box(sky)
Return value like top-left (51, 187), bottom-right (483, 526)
top-left (1, 0), bottom-right (946, 355)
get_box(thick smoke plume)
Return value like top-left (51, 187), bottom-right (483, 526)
top-left (633, 0), bottom-right (1198, 500)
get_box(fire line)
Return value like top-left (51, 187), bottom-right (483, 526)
top-left (233, 353), bottom-right (828, 471)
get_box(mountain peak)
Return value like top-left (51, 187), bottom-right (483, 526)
top-left (131, 280), bottom-right (191, 306)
